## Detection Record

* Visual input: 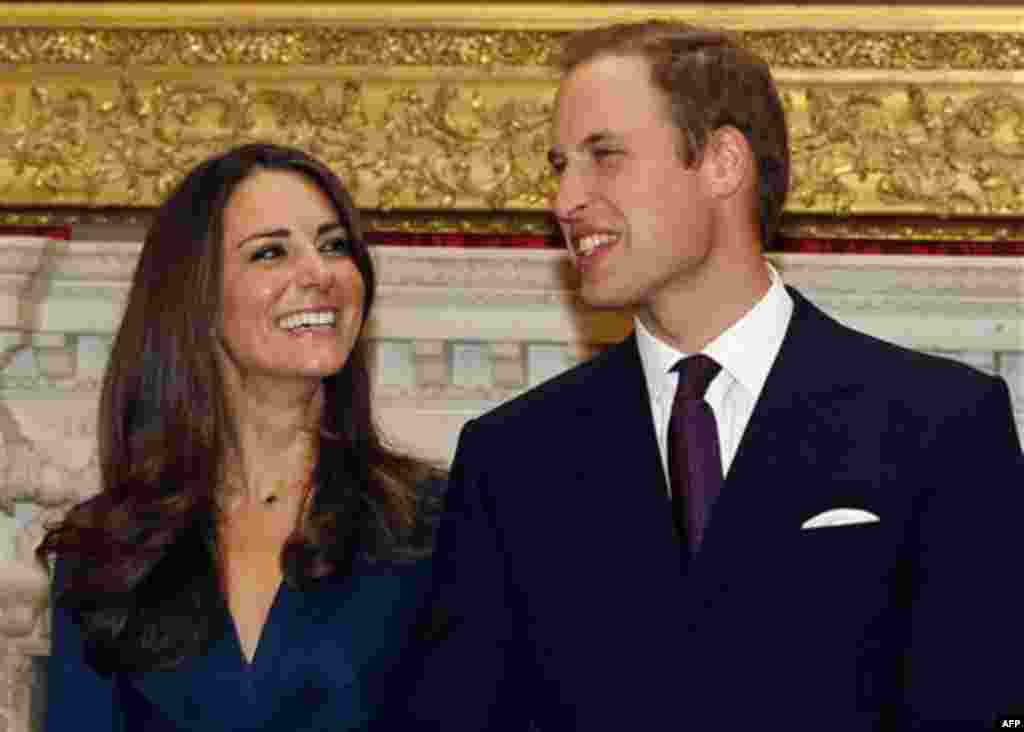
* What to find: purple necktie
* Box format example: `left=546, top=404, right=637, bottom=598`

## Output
left=668, top=354, right=723, bottom=557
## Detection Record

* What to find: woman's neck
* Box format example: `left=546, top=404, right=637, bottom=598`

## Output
left=224, top=383, right=323, bottom=508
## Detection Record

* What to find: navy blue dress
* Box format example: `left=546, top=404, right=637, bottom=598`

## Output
left=45, top=554, right=433, bottom=731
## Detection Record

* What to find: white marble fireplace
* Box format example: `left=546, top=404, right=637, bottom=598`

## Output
left=0, top=236, right=1021, bottom=731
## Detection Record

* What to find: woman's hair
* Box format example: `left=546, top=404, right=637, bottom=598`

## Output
left=37, top=143, right=440, bottom=673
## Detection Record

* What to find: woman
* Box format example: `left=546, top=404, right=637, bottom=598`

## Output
left=38, top=143, right=442, bottom=731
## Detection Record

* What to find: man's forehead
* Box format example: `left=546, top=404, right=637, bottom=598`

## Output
left=564, top=52, right=652, bottom=86
left=552, top=54, right=666, bottom=145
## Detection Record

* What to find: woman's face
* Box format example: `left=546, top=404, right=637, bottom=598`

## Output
left=217, top=169, right=366, bottom=391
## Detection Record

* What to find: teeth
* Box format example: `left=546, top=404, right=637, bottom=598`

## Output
left=278, top=310, right=336, bottom=330
left=575, top=233, right=616, bottom=256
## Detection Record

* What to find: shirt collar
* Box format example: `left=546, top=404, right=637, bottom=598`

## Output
left=635, top=262, right=794, bottom=405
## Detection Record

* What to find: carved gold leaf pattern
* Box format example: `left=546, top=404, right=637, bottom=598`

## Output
left=6, top=75, right=1024, bottom=215
left=0, top=77, right=555, bottom=210
left=4, top=28, right=1024, bottom=71
left=3, top=21, right=1024, bottom=219
left=745, top=31, right=1024, bottom=72
left=0, top=28, right=561, bottom=68
left=786, top=85, right=1024, bottom=216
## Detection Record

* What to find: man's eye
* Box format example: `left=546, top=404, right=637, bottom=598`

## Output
left=593, top=148, right=621, bottom=161
left=250, top=242, right=286, bottom=262
left=320, top=237, right=353, bottom=256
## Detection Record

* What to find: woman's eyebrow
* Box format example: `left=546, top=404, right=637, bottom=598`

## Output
left=317, top=222, right=349, bottom=237
left=236, top=228, right=289, bottom=249
left=236, top=223, right=348, bottom=249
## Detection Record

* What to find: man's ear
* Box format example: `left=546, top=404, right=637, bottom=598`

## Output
left=702, top=126, right=754, bottom=200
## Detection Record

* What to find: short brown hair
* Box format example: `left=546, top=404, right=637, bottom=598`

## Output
left=560, top=21, right=789, bottom=247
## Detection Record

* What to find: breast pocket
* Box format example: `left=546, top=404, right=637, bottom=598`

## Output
left=788, top=518, right=901, bottom=630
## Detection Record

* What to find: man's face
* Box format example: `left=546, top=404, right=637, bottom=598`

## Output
left=550, top=54, right=716, bottom=313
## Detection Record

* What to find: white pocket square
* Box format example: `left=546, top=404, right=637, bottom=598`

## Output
left=801, top=508, right=880, bottom=530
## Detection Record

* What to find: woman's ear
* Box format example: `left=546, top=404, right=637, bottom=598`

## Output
left=702, top=125, right=754, bottom=200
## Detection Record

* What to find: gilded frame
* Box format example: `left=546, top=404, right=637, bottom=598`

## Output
left=3, top=3, right=1024, bottom=240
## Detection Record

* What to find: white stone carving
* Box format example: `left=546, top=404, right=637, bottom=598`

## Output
left=491, top=343, right=527, bottom=390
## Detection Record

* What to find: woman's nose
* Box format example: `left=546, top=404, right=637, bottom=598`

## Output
left=297, top=250, right=334, bottom=290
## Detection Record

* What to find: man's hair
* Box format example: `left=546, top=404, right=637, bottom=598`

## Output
left=559, top=21, right=790, bottom=247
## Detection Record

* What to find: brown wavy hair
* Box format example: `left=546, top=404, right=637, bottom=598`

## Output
left=559, top=21, right=790, bottom=248
left=37, top=143, right=440, bottom=673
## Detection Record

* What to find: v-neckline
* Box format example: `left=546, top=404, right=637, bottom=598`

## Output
left=227, top=580, right=287, bottom=669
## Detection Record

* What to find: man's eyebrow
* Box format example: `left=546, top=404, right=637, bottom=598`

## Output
left=581, top=131, right=619, bottom=148
left=547, top=131, right=622, bottom=165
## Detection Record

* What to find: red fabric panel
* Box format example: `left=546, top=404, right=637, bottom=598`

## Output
left=0, top=225, right=72, bottom=240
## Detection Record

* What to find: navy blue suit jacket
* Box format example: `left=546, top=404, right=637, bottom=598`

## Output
left=404, top=288, right=1024, bottom=730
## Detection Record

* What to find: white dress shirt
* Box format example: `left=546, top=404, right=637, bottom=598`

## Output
left=635, top=264, right=794, bottom=487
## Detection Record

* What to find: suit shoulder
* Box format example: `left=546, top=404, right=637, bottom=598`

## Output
left=791, top=288, right=995, bottom=390
left=830, top=316, right=1002, bottom=401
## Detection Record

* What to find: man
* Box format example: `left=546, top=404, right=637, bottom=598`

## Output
left=405, top=21, right=1023, bottom=729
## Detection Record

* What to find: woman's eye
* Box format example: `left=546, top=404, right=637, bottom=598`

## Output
left=250, top=242, right=286, bottom=262
left=320, top=237, right=353, bottom=256
left=593, top=148, right=621, bottom=161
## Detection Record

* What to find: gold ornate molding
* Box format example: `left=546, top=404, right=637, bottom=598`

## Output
left=3, top=4, right=1024, bottom=222
left=0, top=28, right=562, bottom=68
left=5, top=26, right=1024, bottom=71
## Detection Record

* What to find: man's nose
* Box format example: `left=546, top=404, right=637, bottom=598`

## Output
left=552, top=168, right=588, bottom=222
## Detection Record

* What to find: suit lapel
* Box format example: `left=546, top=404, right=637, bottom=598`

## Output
left=694, top=289, right=878, bottom=578
left=571, top=336, right=687, bottom=578
left=566, top=294, right=880, bottom=592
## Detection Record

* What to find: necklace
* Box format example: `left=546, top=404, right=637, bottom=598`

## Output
left=224, top=434, right=318, bottom=510
left=259, top=469, right=315, bottom=508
